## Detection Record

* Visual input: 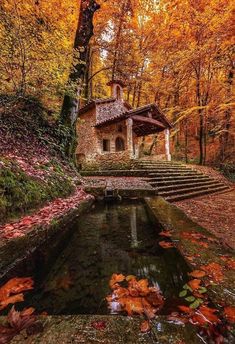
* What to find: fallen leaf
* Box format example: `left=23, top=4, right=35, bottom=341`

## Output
left=159, top=241, right=174, bottom=249
left=188, top=279, right=201, bottom=290
left=0, top=294, right=24, bottom=311
left=188, top=270, right=206, bottom=278
left=224, top=306, right=235, bottom=323
left=178, top=305, right=193, bottom=314
left=200, top=263, right=224, bottom=283
left=140, top=320, right=150, bottom=333
left=91, top=321, right=106, bottom=330
left=109, top=274, right=125, bottom=289
left=159, top=231, right=172, bottom=237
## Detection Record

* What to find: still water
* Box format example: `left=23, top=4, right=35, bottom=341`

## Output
left=25, top=201, right=190, bottom=315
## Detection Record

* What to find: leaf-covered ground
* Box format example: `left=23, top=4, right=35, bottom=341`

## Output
left=0, top=97, right=82, bottom=223
left=0, top=188, right=93, bottom=241
left=174, top=188, right=235, bottom=249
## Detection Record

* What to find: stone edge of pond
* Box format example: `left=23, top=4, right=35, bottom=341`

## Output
left=1, top=314, right=203, bottom=344
left=84, top=186, right=157, bottom=198
left=144, top=196, right=235, bottom=308
left=0, top=197, right=94, bottom=281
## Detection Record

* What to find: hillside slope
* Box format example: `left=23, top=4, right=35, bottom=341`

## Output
left=0, top=97, right=81, bottom=223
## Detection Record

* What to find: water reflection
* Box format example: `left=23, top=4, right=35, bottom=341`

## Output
left=24, top=201, right=189, bottom=315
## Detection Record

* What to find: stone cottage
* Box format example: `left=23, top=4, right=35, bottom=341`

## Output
left=76, top=80, right=172, bottom=169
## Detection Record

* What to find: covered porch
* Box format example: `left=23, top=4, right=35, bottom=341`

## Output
left=126, top=104, right=172, bottom=161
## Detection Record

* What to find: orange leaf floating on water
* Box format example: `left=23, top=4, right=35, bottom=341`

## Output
left=159, top=231, right=172, bottom=237
left=224, top=306, right=235, bottom=323
left=0, top=293, right=24, bottom=311
left=106, top=274, right=164, bottom=319
left=188, top=279, right=201, bottom=290
left=109, top=273, right=125, bottom=289
left=159, top=241, right=174, bottom=249
left=119, top=296, right=144, bottom=316
left=140, top=320, right=150, bottom=333
left=200, top=263, right=224, bottom=283
left=0, top=277, right=34, bottom=300
left=0, top=277, right=34, bottom=311
left=188, top=270, right=206, bottom=278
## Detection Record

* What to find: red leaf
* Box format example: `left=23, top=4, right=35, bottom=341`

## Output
left=140, top=320, right=150, bottom=333
left=91, top=321, right=106, bottom=330
left=224, top=306, right=235, bottom=323
left=178, top=305, right=193, bottom=314
left=159, top=241, right=174, bottom=249
left=159, top=231, right=172, bottom=237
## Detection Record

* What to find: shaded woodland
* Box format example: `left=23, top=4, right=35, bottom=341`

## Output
left=0, top=0, right=234, bottom=167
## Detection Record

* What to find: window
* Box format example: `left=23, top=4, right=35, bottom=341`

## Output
left=116, top=85, right=121, bottom=100
left=115, top=137, right=125, bottom=152
left=102, top=139, right=110, bottom=152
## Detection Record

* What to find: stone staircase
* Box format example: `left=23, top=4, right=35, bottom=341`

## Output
left=136, top=160, right=230, bottom=202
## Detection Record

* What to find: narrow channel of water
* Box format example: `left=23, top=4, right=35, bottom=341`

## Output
left=24, top=201, right=190, bottom=315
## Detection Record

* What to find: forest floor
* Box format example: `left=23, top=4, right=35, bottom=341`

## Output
left=174, top=188, right=235, bottom=249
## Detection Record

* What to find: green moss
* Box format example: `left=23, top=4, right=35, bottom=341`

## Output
left=0, top=160, right=75, bottom=222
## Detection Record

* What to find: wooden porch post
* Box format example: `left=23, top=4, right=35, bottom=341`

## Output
left=126, top=118, right=134, bottom=158
left=165, top=128, right=171, bottom=161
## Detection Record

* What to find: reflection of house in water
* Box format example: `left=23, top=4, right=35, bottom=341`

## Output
left=76, top=80, right=172, bottom=169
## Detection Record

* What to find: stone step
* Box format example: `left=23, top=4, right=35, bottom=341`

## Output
left=148, top=176, right=210, bottom=185
left=158, top=183, right=225, bottom=196
left=137, top=165, right=192, bottom=170
left=165, top=185, right=230, bottom=202
left=155, top=180, right=223, bottom=191
left=138, top=164, right=185, bottom=168
left=148, top=171, right=202, bottom=177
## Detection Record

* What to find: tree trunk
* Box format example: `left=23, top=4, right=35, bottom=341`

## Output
left=196, top=78, right=204, bottom=165
left=184, top=119, right=188, bottom=163
left=60, top=0, right=100, bottom=127
left=220, top=67, right=233, bottom=161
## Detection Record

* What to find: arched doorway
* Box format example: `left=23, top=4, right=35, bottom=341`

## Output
left=115, top=137, right=125, bottom=151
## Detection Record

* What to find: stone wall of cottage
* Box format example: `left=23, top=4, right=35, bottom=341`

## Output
left=76, top=111, right=133, bottom=170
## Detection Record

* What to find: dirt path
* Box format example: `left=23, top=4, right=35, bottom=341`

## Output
left=174, top=188, right=235, bottom=249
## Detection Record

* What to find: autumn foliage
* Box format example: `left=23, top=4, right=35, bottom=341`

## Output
left=0, top=277, right=42, bottom=343
left=106, top=274, right=164, bottom=332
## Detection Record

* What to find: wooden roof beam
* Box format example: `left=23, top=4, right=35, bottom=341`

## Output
left=131, top=115, right=166, bottom=130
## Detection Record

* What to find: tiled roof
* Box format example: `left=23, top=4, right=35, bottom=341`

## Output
left=95, top=103, right=173, bottom=129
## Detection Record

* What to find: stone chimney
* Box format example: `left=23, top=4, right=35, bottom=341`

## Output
left=107, top=80, right=126, bottom=101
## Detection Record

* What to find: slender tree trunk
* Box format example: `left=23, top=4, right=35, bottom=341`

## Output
left=196, top=77, right=204, bottom=165
left=111, top=1, right=127, bottom=79
left=184, top=119, right=188, bottom=163
left=84, top=45, right=91, bottom=103
left=220, top=67, right=233, bottom=160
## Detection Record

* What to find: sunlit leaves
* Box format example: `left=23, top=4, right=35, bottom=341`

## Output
left=106, top=273, right=164, bottom=332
